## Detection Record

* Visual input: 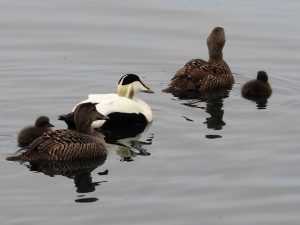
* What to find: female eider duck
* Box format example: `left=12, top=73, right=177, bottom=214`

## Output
left=7, top=103, right=109, bottom=161
left=241, top=71, right=272, bottom=99
left=164, top=27, right=234, bottom=95
left=17, top=116, right=54, bottom=147
left=59, top=74, right=154, bottom=130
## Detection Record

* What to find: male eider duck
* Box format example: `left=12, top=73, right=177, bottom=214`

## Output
left=17, top=116, right=54, bottom=147
left=241, top=71, right=272, bottom=99
left=59, top=74, right=154, bottom=130
left=7, top=103, right=109, bottom=161
left=164, top=27, right=234, bottom=95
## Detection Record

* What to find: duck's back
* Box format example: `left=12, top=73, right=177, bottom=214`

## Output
left=17, top=126, right=49, bottom=147
left=165, top=58, right=233, bottom=94
left=8, top=130, right=107, bottom=161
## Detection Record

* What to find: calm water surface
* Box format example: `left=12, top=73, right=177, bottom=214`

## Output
left=1, top=0, right=300, bottom=224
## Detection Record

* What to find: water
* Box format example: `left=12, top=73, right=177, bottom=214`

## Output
left=1, top=0, right=300, bottom=224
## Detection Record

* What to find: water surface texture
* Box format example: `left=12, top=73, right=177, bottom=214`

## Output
left=1, top=0, right=300, bottom=225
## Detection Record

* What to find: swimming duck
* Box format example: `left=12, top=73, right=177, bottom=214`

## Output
left=241, top=71, right=272, bottom=99
left=7, top=103, right=109, bottom=161
left=17, top=116, right=54, bottom=147
left=59, top=74, right=154, bottom=130
left=164, top=27, right=234, bottom=96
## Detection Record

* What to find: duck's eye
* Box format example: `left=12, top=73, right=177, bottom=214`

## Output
left=91, top=108, right=96, bottom=112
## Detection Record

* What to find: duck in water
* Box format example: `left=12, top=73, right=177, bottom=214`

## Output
left=17, top=116, right=54, bottom=147
left=7, top=103, right=109, bottom=161
left=164, top=27, right=234, bottom=97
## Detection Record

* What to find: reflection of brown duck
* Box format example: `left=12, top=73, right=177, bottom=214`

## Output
left=164, top=27, right=234, bottom=96
left=7, top=103, right=109, bottom=161
left=17, top=116, right=54, bottom=147
left=28, top=157, right=107, bottom=194
left=241, top=71, right=272, bottom=99
left=182, top=87, right=230, bottom=131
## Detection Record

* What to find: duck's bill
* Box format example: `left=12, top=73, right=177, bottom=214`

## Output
left=49, top=123, right=55, bottom=127
left=142, top=88, right=154, bottom=93
left=102, top=115, right=110, bottom=120
left=140, top=81, right=154, bottom=94
left=97, top=115, right=110, bottom=121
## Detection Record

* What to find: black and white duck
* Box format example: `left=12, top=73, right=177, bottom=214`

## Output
left=59, top=74, right=154, bottom=131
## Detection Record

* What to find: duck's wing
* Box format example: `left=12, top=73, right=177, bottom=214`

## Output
left=172, top=59, right=207, bottom=80
left=72, top=94, right=118, bottom=112
left=27, top=130, right=106, bottom=160
left=95, top=97, right=141, bottom=115
left=188, top=62, right=233, bottom=90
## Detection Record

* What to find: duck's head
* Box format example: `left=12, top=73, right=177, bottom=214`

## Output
left=35, top=116, right=54, bottom=128
left=207, top=27, right=226, bottom=61
left=257, top=71, right=269, bottom=83
left=117, top=74, right=154, bottom=99
left=74, top=102, right=109, bottom=133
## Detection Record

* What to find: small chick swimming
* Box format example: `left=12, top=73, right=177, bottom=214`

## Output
left=17, top=116, right=54, bottom=147
left=164, top=27, right=234, bottom=96
left=7, top=103, right=109, bottom=161
left=241, top=71, right=272, bottom=99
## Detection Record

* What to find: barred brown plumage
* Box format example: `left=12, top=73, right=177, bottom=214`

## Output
left=7, top=103, right=109, bottom=161
left=164, top=27, right=234, bottom=97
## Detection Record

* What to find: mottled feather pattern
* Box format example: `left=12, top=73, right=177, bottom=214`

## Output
left=164, top=27, right=234, bottom=96
left=167, top=59, right=233, bottom=94
left=20, top=130, right=107, bottom=161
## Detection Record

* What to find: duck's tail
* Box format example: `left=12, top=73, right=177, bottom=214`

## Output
left=58, top=112, right=76, bottom=130
left=6, top=154, right=25, bottom=161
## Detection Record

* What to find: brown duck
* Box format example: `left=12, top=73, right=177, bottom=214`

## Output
left=17, top=116, right=54, bottom=147
left=7, top=103, right=109, bottom=161
left=241, top=71, right=272, bottom=99
left=164, top=27, right=234, bottom=95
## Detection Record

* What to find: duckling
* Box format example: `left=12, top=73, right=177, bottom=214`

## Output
left=59, top=74, right=154, bottom=130
left=17, top=116, right=54, bottom=147
left=7, top=103, right=109, bottom=161
left=241, top=71, right=272, bottom=99
left=164, top=27, right=234, bottom=95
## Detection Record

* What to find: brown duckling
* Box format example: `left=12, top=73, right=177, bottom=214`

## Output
left=7, top=103, right=109, bottom=161
left=241, top=71, right=272, bottom=99
left=164, top=27, right=234, bottom=95
left=17, top=116, right=54, bottom=147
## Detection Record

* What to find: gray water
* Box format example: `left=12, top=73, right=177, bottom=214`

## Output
left=1, top=0, right=300, bottom=224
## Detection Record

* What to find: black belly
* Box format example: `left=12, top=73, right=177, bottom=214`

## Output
left=100, top=112, right=148, bottom=142
left=102, top=112, right=147, bottom=129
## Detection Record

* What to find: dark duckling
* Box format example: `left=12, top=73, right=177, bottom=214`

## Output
left=241, top=71, right=272, bottom=99
left=17, top=116, right=54, bottom=147
left=7, top=103, right=109, bottom=161
left=164, top=27, right=234, bottom=95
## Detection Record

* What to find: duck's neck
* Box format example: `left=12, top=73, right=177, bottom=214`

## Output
left=76, top=121, right=95, bottom=135
left=208, top=48, right=223, bottom=63
left=117, top=84, right=135, bottom=99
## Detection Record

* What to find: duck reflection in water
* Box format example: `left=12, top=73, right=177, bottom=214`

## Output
left=107, top=132, right=154, bottom=162
left=25, top=157, right=108, bottom=203
left=171, top=86, right=232, bottom=137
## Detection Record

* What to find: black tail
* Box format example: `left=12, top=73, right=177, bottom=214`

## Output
left=58, top=112, right=76, bottom=129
